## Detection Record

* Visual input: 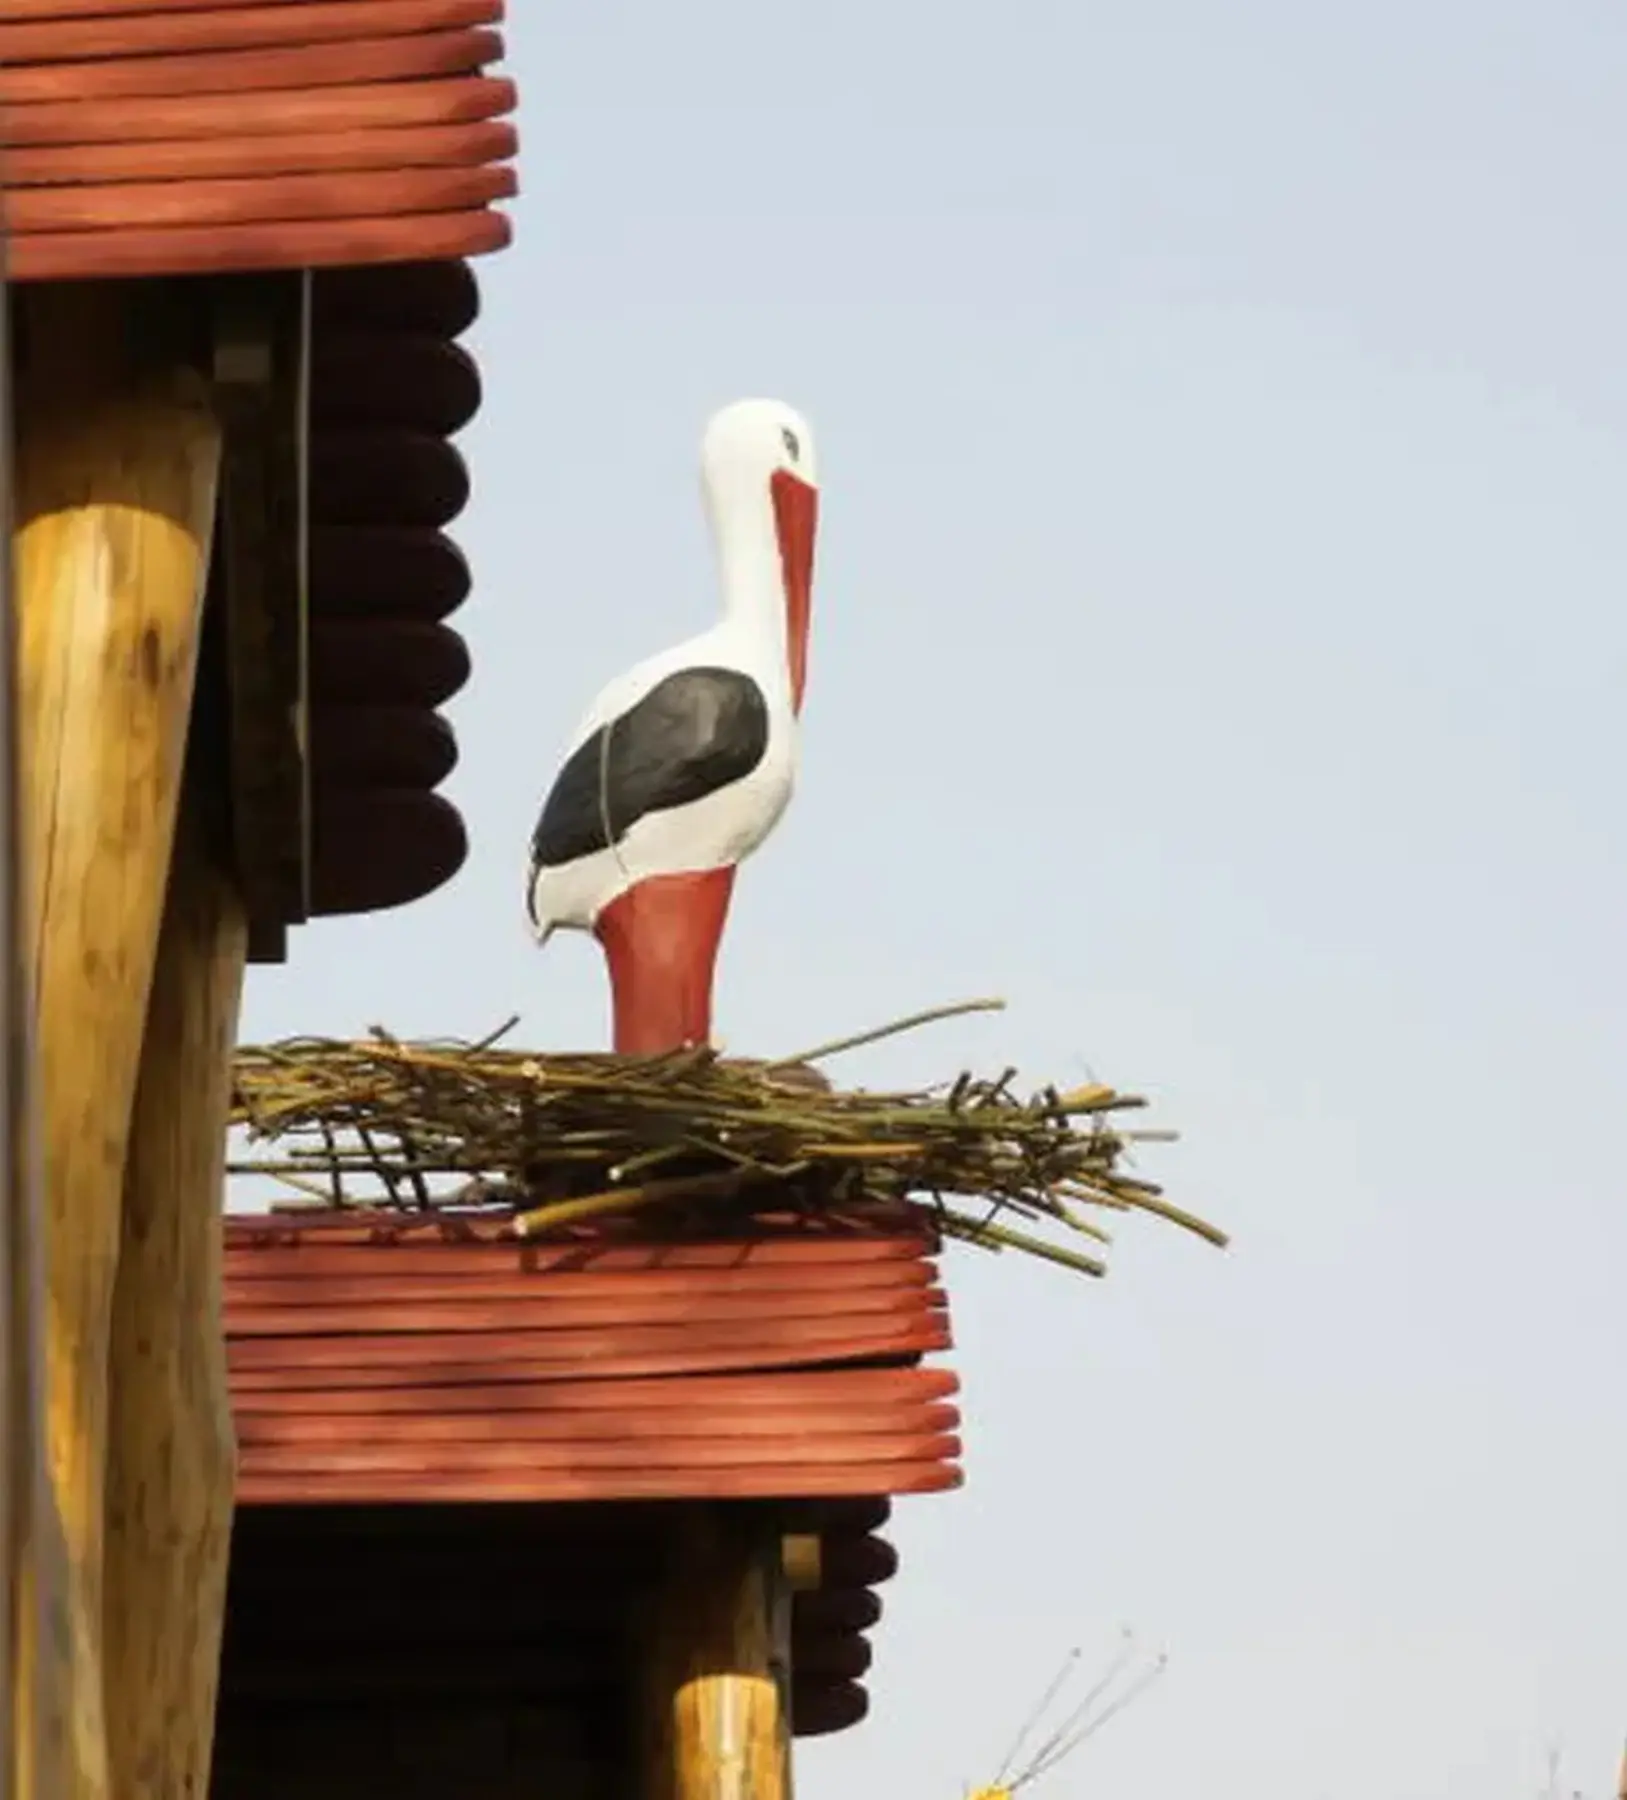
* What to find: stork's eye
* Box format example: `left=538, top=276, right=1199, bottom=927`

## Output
left=781, top=427, right=801, bottom=462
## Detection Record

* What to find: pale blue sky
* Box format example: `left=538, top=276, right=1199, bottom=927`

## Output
left=240, top=4, right=1627, bottom=1795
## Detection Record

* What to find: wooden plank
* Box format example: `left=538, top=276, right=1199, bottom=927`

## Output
left=225, top=1283, right=949, bottom=1336
left=226, top=1318, right=952, bottom=1390
left=234, top=1403, right=961, bottom=1446
left=7, top=207, right=511, bottom=283
left=228, top=1365, right=958, bottom=1416
left=13, top=281, right=222, bottom=1800
left=8, top=166, right=515, bottom=235
left=3, top=121, right=518, bottom=189
left=0, top=0, right=502, bottom=61
left=0, top=28, right=503, bottom=104
left=234, top=1460, right=963, bottom=1503
left=221, top=1255, right=934, bottom=1306
left=236, top=1431, right=962, bottom=1477
left=104, top=781, right=248, bottom=1800
left=225, top=1300, right=949, bottom=1368
left=223, top=1235, right=934, bottom=1272
left=0, top=76, right=517, bottom=147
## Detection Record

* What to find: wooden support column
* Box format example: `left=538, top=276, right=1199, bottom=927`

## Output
left=3, top=257, right=76, bottom=1800
left=640, top=1505, right=794, bottom=1800
left=11, top=285, right=221, bottom=1800
left=104, top=771, right=246, bottom=1800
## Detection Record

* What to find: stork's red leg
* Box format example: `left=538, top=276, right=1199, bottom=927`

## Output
left=592, top=867, right=738, bottom=1054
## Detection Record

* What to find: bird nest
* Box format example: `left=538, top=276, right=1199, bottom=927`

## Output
left=227, top=1004, right=1226, bottom=1278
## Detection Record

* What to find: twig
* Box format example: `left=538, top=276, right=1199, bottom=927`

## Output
left=770, top=997, right=1008, bottom=1068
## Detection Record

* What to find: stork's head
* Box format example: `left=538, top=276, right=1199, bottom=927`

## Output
left=701, top=398, right=819, bottom=714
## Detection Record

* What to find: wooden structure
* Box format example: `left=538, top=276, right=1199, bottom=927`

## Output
left=1, top=9, right=967, bottom=1800
left=211, top=1209, right=960, bottom=1797
left=1, top=6, right=512, bottom=1796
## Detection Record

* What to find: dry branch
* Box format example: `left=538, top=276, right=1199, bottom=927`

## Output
left=227, top=1012, right=1227, bottom=1279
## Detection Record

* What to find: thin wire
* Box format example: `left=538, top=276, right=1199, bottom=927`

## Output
left=993, top=1648, right=1079, bottom=1786
left=1011, top=1629, right=1137, bottom=1787
left=1017, top=1654, right=1168, bottom=1790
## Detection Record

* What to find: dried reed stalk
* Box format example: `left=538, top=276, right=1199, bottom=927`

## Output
left=226, top=1006, right=1226, bottom=1279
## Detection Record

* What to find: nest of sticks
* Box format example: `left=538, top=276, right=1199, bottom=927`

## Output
left=227, top=1002, right=1226, bottom=1278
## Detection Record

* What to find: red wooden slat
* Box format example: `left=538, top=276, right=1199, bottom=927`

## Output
left=236, top=1401, right=961, bottom=1447
left=227, top=1317, right=951, bottom=1390
left=228, top=1284, right=949, bottom=1337
left=231, top=1365, right=958, bottom=1416
left=223, top=1233, right=932, bottom=1272
left=6, top=0, right=401, bottom=18
left=0, top=27, right=504, bottom=103
left=7, top=207, right=510, bottom=281
left=4, top=121, right=517, bottom=188
left=223, top=1257, right=933, bottom=1306
left=226, top=1296, right=948, bottom=1369
left=0, top=0, right=503, bottom=61
left=8, top=164, right=514, bottom=235
left=235, top=1430, right=962, bottom=1476
left=0, top=76, right=517, bottom=147
left=235, top=1458, right=963, bottom=1503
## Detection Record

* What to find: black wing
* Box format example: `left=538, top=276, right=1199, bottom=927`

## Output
left=528, top=665, right=770, bottom=878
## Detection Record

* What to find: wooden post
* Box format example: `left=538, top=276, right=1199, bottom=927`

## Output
left=11, top=285, right=221, bottom=1800
left=3, top=238, right=76, bottom=1800
left=104, top=774, right=246, bottom=1800
left=640, top=1505, right=794, bottom=1800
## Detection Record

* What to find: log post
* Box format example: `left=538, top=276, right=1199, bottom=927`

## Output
left=3, top=255, right=76, bottom=1800
left=640, top=1504, right=794, bottom=1800
left=104, top=772, right=246, bottom=1800
left=11, top=284, right=221, bottom=1800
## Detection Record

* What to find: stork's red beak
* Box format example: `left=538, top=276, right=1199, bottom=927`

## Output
left=770, top=470, right=817, bottom=715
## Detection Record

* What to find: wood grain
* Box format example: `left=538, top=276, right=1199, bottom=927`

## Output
left=8, top=165, right=515, bottom=235
left=104, top=788, right=247, bottom=1800
left=0, top=0, right=502, bottom=62
left=235, top=1402, right=962, bottom=1446
left=640, top=1507, right=792, bottom=1800
left=0, top=27, right=502, bottom=104
left=0, top=77, right=517, bottom=147
left=1, top=254, right=74, bottom=1800
left=12, top=287, right=222, bottom=1800
left=222, top=1259, right=935, bottom=1306
left=230, top=1460, right=962, bottom=1504
left=8, top=208, right=511, bottom=281
left=4, top=121, right=518, bottom=188
left=228, top=1366, right=958, bottom=1416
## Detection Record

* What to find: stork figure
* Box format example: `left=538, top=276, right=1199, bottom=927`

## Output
left=526, top=398, right=819, bottom=1054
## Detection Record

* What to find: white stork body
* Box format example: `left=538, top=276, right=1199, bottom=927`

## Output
left=525, top=399, right=819, bottom=1052
left=525, top=618, right=797, bottom=939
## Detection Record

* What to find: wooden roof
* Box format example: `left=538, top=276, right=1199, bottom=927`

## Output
left=0, top=0, right=515, bottom=282
left=0, top=1, right=518, bottom=935
left=223, top=1211, right=963, bottom=1503
left=216, top=1212, right=961, bottom=1764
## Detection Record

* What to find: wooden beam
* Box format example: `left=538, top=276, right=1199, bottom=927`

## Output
left=211, top=271, right=311, bottom=963
left=2, top=244, right=75, bottom=1800
left=11, top=283, right=221, bottom=1800
left=104, top=772, right=246, bottom=1800
left=639, top=1504, right=794, bottom=1800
